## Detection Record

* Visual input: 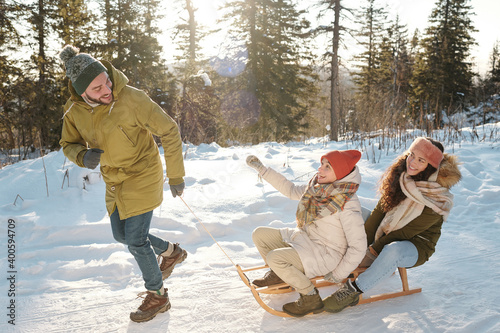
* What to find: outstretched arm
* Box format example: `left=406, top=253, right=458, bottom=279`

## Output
left=246, top=155, right=307, bottom=200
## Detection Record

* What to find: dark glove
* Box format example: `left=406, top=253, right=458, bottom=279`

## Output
left=83, top=148, right=104, bottom=169
left=170, top=182, right=185, bottom=198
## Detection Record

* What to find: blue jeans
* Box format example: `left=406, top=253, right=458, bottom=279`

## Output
left=355, top=241, right=418, bottom=292
left=110, top=209, right=170, bottom=291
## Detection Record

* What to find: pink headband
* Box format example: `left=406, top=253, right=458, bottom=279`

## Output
left=408, top=137, right=443, bottom=168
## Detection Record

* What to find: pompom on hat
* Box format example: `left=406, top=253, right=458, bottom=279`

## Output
left=59, top=45, right=107, bottom=95
left=408, top=137, right=444, bottom=168
left=321, top=150, right=362, bottom=180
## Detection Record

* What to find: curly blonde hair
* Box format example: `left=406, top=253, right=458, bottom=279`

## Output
left=379, top=138, right=443, bottom=212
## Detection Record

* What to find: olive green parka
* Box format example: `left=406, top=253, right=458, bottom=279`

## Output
left=59, top=61, right=185, bottom=219
left=365, top=154, right=461, bottom=267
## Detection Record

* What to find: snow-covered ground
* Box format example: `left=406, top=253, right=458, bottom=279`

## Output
left=1, top=124, right=499, bottom=333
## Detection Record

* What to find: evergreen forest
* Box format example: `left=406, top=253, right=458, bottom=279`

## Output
left=1, top=0, right=499, bottom=164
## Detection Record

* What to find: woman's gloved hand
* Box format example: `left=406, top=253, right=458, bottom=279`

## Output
left=246, top=155, right=266, bottom=174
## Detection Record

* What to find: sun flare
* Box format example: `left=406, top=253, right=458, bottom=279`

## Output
left=190, top=0, right=221, bottom=26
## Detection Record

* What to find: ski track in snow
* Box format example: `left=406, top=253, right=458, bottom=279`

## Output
left=1, top=125, right=500, bottom=332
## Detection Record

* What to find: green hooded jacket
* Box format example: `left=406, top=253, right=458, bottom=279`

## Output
left=364, top=154, right=461, bottom=267
left=59, top=61, right=185, bottom=219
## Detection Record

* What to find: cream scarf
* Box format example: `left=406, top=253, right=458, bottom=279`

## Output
left=374, top=171, right=454, bottom=241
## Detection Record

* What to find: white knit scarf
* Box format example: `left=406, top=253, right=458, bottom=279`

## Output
left=374, top=171, right=454, bottom=241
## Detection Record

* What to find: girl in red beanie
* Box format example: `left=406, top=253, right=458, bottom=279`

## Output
left=246, top=149, right=366, bottom=317
left=323, top=137, right=462, bottom=313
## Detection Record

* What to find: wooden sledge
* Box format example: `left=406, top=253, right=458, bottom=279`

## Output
left=236, top=264, right=422, bottom=317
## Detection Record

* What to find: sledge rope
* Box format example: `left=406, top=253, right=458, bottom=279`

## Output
left=179, top=196, right=237, bottom=267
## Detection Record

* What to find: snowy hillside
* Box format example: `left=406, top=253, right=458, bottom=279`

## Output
left=1, top=124, right=499, bottom=333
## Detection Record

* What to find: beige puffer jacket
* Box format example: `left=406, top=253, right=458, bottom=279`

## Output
left=59, top=61, right=185, bottom=219
left=260, top=166, right=366, bottom=280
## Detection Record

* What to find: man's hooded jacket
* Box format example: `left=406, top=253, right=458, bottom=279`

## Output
left=60, top=61, right=185, bottom=219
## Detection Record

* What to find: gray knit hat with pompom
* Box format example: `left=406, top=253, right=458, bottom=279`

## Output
left=59, top=45, right=107, bottom=95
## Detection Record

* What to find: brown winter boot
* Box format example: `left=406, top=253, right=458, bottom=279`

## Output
left=158, top=243, right=188, bottom=280
left=130, top=289, right=171, bottom=323
left=252, top=270, right=284, bottom=287
left=282, top=288, right=324, bottom=317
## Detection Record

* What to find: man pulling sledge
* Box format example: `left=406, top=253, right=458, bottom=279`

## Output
left=58, top=45, right=187, bottom=323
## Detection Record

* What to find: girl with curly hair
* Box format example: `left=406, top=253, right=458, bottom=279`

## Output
left=323, top=137, right=462, bottom=313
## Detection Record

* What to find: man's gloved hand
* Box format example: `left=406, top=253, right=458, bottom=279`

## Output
left=83, top=148, right=104, bottom=169
left=324, top=271, right=342, bottom=284
left=170, top=182, right=185, bottom=198
left=246, top=155, right=265, bottom=174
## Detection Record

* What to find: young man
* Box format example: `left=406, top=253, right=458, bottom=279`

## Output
left=59, top=45, right=187, bottom=323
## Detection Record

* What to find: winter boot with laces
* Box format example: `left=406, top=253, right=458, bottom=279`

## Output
left=252, top=270, right=284, bottom=287
left=130, top=288, right=171, bottom=323
left=322, top=279, right=361, bottom=313
left=158, top=243, right=187, bottom=280
left=282, top=287, right=324, bottom=317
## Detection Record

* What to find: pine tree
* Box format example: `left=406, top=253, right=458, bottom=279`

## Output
left=489, top=41, right=500, bottom=87
left=96, top=0, right=168, bottom=92
left=313, top=0, right=352, bottom=141
left=377, top=17, right=413, bottom=128
left=220, top=0, right=317, bottom=143
left=0, top=0, right=24, bottom=153
left=390, top=18, right=413, bottom=109
left=95, top=0, right=175, bottom=116
left=54, top=0, right=95, bottom=47
left=52, top=0, right=97, bottom=111
left=410, top=0, right=476, bottom=127
left=171, top=0, right=220, bottom=144
left=25, top=0, right=66, bottom=149
left=172, top=0, right=205, bottom=78
left=476, top=41, right=500, bottom=106
left=352, top=0, right=388, bottom=131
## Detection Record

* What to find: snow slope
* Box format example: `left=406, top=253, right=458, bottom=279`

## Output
left=1, top=125, right=499, bottom=333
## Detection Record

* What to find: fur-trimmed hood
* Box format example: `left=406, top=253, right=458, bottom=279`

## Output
left=436, top=153, right=461, bottom=189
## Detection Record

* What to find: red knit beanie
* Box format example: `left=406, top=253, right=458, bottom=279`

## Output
left=408, top=137, right=443, bottom=168
left=321, top=150, right=362, bottom=180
